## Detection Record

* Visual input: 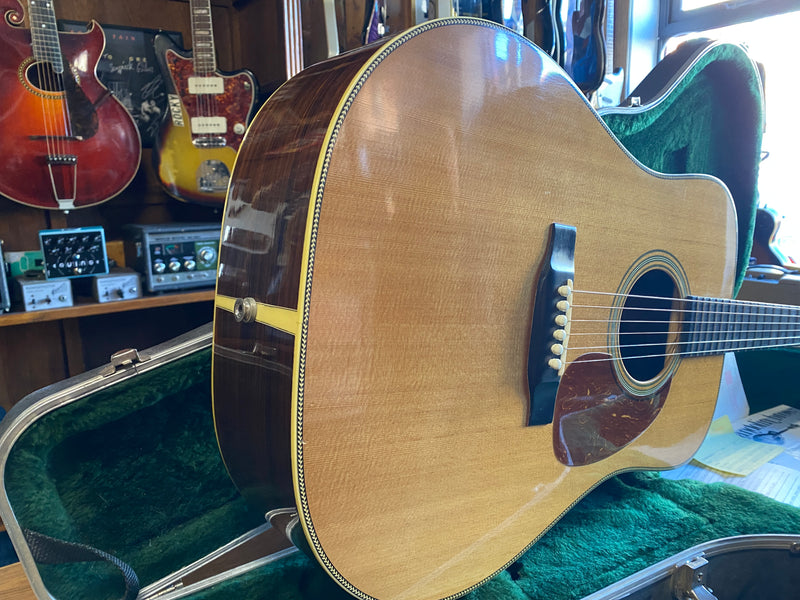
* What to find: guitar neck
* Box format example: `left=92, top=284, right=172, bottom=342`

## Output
left=605, top=0, right=614, bottom=75
left=28, top=0, right=64, bottom=73
left=683, top=296, right=800, bottom=356
left=189, top=0, right=217, bottom=74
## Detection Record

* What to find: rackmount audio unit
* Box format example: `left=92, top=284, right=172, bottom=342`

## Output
left=124, top=223, right=220, bottom=293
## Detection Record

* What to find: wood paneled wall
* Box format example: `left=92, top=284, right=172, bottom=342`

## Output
left=0, top=0, right=288, bottom=410
left=0, top=0, right=408, bottom=411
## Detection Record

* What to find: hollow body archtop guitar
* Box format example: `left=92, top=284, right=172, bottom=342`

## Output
left=0, top=0, right=141, bottom=210
left=212, top=18, right=795, bottom=600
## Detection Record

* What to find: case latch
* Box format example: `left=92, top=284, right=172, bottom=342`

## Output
left=101, top=348, right=152, bottom=376
left=672, top=555, right=718, bottom=600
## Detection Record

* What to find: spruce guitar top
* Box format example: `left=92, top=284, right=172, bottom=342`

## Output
left=212, top=18, right=796, bottom=600
left=153, top=0, right=257, bottom=206
left=0, top=0, right=141, bottom=210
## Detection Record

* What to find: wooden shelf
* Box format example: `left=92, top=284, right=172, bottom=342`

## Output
left=0, top=290, right=215, bottom=327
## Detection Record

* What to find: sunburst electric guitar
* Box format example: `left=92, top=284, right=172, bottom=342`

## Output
left=0, top=0, right=141, bottom=210
left=153, top=0, right=257, bottom=205
left=211, top=18, right=797, bottom=600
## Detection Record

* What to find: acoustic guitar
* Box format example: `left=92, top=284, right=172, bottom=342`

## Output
left=212, top=18, right=798, bottom=600
left=0, top=0, right=141, bottom=210
left=153, top=0, right=257, bottom=206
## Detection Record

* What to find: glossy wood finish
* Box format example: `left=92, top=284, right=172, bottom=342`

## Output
left=213, top=18, right=742, bottom=600
left=213, top=42, right=380, bottom=509
left=153, top=25, right=257, bottom=205
left=0, top=563, right=36, bottom=600
left=0, top=0, right=294, bottom=413
left=0, top=0, right=141, bottom=209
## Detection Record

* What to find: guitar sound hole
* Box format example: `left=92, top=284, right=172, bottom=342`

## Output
left=619, top=269, right=679, bottom=383
left=25, top=61, right=65, bottom=93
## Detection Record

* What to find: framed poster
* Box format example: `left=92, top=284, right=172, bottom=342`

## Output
left=59, top=21, right=183, bottom=147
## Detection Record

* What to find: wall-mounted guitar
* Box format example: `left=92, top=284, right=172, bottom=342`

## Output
left=591, top=0, right=624, bottom=107
left=559, top=0, right=606, bottom=96
left=0, top=0, right=141, bottom=211
left=153, top=0, right=258, bottom=206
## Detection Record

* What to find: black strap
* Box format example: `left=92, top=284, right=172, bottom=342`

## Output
left=22, top=529, right=140, bottom=600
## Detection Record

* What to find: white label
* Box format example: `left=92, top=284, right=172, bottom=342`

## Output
left=188, top=76, right=224, bottom=94
left=190, top=116, right=227, bottom=135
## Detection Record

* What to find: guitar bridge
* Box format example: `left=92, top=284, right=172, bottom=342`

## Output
left=46, top=154, right=78, bottom=166
left=30, top=136, right=84, bottom=142
left=193, top=136, right=227, bottom=148
left=526, top=223, right=576, bottom=426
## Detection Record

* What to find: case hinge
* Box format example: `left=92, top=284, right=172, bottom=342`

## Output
left=672, top=555, right=718, bottom=600
left=101, top=348, right=152, bottom=377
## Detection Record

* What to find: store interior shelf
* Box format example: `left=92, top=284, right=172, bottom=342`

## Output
left=0, top=289, right=215, bottom=327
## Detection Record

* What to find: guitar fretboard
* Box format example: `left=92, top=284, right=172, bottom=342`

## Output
left=682, top=295, right=800, bottom=355
left=28, top=0, right=64, bottom=74
left=190, top=0, right=217, bottom=75
left=605, top=0, right=615, bottom=75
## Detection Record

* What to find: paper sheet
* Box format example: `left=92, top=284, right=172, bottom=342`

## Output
left=664, top=404, right=800, bottom=507
left=691, top=415, right=784, bottom=476
left=661, top=460, right=800, bottom=507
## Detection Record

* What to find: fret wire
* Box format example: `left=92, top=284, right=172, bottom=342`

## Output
left=29, top=0, right=64, bottom=73
left=190, top=0, right=217, bottom=73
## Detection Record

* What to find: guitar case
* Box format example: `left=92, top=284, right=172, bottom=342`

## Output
left=0, top=34, right=796, bottom=600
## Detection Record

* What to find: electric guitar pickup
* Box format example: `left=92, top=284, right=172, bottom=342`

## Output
left=153, top=0, right=258, bottom=206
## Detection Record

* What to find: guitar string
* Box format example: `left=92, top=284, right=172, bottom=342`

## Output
left=561, top=341, right=799, bottom=367
left=31, top=1, right=56, bottom=163
left=549, top=289, right=800, bottom=361
left=571, top=288, right=800, bottom=312
left=566, top=332, right=800, bottom=353
left=568, top=325, right=800, bottom=335
left=559, top=326, right=800, bottom=355
left=38, top=1, right=69, bottom=169
left=193, top=0, right=215, bottom=137
left=202, top=1, right=219, bottom=125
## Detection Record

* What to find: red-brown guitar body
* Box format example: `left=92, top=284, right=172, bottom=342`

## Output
left=0, top=1, right=141, bottom=210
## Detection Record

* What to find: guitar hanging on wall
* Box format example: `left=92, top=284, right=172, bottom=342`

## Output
left=591, top=0, right=624, bottom=107
left=153, top=0, right=258, bottom=206
left=559, top=0, right=607, bottom=96
left=0, top=0, right=141, bottom=211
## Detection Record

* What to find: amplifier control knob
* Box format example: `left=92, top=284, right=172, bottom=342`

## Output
left=168, top=258, right=181, bottom=272
left=198, top=247, right=217, bottom=265
left=184, top=259, right=197, bottom=271
left=153, top=260, right=166, bottom=274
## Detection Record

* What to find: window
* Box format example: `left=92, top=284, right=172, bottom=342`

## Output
left=660, top=1, right=800, bottom=262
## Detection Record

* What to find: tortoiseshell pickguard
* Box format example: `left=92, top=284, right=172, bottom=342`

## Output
left=165, top=50, right=255, bottom=151
left=553, top=353, right=671, bottom=466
